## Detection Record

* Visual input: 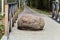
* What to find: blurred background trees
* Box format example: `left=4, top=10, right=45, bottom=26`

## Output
left=27, top=0, right=60, bottom=11
left=0, top=0, right=1, bottom=12
left=0, top=0, right=60, bottom=13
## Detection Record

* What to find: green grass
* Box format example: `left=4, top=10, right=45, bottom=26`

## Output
left=0, top=12, right=4, bottom=20
left=0, top=33, right=2, bottom=40
left=0, top=24, right=4, bottom=40
left=32, top=8, right=51, bottom=15
left=0, top=24, right=4, bottom=30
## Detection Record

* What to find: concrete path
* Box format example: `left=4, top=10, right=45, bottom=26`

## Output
left=8, top=6, right=60, bottom=40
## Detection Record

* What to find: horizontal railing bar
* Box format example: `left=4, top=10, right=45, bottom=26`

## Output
left=8, top=2, right=17, bottom=5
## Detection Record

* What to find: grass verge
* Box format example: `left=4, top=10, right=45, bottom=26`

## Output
left=31, top=8, right=51, bottom=15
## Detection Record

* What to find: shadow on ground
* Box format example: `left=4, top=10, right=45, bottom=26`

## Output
left=17, top=27, right=44, bottom=31
left=49, top=17, right=60, bottom=24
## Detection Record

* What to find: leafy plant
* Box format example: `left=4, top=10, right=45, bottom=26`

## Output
left=0, top=24, right=4, bottom=39
left=0, top=14, right=4, bottom=20
left=0, top=24, right=4, bottom=31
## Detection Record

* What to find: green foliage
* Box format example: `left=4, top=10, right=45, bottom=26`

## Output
left=32, top=8, right=51, bottom=15
left=0, top=33, right=2, bottom=39
left=0, top=24, right=4, bottom=31
left=27, top=0, right=49, bottom=10
left=0, top=13, right=4, bottom=20
left=0, top=24, right=4, bottom=39
left=19, top=0, right=24, bottom=12
left=0, top=0, right=1, bottom=12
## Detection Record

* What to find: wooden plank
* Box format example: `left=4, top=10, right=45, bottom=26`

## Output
left=5, top=4, right=8, bottom=36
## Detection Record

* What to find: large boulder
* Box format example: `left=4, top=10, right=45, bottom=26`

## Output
left=18, top=14, right=45, bottom=30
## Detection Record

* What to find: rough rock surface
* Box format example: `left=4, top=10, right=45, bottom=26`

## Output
left=18, top=14, right=45, bottom=30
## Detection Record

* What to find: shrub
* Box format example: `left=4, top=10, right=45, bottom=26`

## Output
left=0, top=14, right=4, bottom=20
left=0, top=24, right=4, bottom=31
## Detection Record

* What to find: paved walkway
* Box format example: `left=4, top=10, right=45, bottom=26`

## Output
left=8, top=6, right=60, bottom=40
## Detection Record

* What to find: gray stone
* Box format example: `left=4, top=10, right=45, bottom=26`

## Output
left=18, top=14, right=45, bottom=30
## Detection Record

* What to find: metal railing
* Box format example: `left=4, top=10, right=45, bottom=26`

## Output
left=1, top=2, right=19, bottom=40
left=8, top=2, right=18, bottom=33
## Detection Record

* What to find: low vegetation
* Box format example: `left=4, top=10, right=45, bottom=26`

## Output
left=19, top=4, right=24, bottom=12
left=0, top=24, right=4, bottom=40
left=32, top=8, right=51, bottom=15
left=0, top=13, right=4, bottom=20
left=19, top=0, right=24, bottom=13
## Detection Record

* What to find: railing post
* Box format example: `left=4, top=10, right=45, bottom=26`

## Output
left=5, top=4, right=9, bottom=39
left=1, top=0, right=4, bottom=16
